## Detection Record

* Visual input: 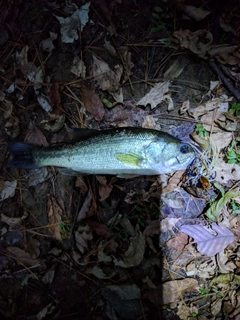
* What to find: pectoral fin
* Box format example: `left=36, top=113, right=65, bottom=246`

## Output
left=114, top=153, right=141, bottom=167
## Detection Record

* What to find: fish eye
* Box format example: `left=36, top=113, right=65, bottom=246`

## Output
left=180, top=144, right=191, bottom=154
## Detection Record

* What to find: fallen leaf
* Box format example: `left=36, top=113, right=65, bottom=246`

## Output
left=77, top=189, right=93, bottom=221
left=55, top=2, right=90, bottom=43
left=217, top=251, right=236, bottom=274
left=71, top=56, right=86, bottom=78
left=113, top=225, right=145, bottom=267
left=87, top=221, right=114, bottom=238
left=162, top=278, right=198, bottom=305
left=0, top=180, right=17, bottom=201
left=1, top=212, right=27, bottom=227
left=24, top=121, right=49, bottom=146
left=166, top=233, right=188, bottom=252
left=137, top=81, right=170, bottom=109
left=180, top=100, right=190, bottom=114
left=48, top=195, right=62, bottom=240
left=75, top=224, right=93, bottom=254
left=180, top=223, right=235, bottom=256
left=80, top=86, right=105, bottom=121
left=5, top=118, right=20, bottom=138
left=7, top=247, right=40, bottom=266
left=211, top=273, right=240, bottom=285
left=215, top=159, right=240, bottom=184
left=205, top=189, right=239, bottom=221
left=181, top=5, right=211, bottom=21
left=26, top=238, right=40, bottom=259
left=162, top=170, right=185, bottom=193
left=160, top=218, right=180, bottom=232
left=40, top=31, right=57, bottom=52
left=98, top=184, right=113, bottom=201
left=92, top=55, right=123, bottom=93
left=143, top=220, right=159, bottom=237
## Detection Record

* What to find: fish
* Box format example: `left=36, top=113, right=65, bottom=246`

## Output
left=8, top=127, right=196, bottom=176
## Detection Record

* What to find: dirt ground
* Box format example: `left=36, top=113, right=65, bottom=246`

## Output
left=0, top=0, right=240, bottom=319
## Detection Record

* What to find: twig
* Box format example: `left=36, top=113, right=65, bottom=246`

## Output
left=209, top=60, right=240, bottom=101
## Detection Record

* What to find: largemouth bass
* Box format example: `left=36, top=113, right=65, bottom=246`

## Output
left=8, top=127, right=196, bottom=176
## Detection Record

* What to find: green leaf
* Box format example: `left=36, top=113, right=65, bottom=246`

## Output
left=227, top=159, right=236, bottom=164
left=205, top=189, right=239, bottom=221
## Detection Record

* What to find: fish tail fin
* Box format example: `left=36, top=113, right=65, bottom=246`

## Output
left=8, top=143, right=40, bottom=169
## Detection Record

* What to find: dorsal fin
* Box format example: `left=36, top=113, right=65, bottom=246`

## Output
left=65, top=126, right=99, bottom=143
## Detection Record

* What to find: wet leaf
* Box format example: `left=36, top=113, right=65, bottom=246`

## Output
left=180, top=223, right=235, bottom=256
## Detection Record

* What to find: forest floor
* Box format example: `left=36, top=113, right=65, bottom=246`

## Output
left=0, top=0, right=240, bottom=319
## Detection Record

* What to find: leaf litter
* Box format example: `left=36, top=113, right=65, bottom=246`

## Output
left=0, top=0, right=240, bottom=319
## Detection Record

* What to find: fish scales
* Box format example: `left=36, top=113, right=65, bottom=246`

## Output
left=8, top=127, right=196, bottom=175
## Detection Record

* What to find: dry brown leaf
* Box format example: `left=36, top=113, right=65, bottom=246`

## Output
left=48, top=195, right=62, bottom=240
left=0, top=180, right=17, bottom=201
left=26, top=238, right=40, bottom=259
left=7, top=246, right=40, bottom=266
left=137, top=81, right=170, bottom=109
left=217, top=252, right=236, bottom=274
left=160, top=218, right=180, bottom=232
left=162, top=278, right=198, bottom=305
left=166, top=233, right=188, bottom=252
left=87, top=221, right=114, bottom=238
left=77, top=189, right=93, bottom=222
left=215, top=158, right=240, bottom=183
left=71, top=56, right=86, bottom=78
left=92, top=55, right=122, bottom=92
left=119, top=46, right=134, bottom=81
left=1, top=212, right=27, bottom=227
left=99, top=184, right=113, bottom=201
left=189, top=30, right=213, bottom=54
left=113, top=225, right=145, bottom=268
left=180, top=100, right=190, bottom=114
left=142, top=276, right=158, bottom=289
left=47, top=83, right=61, bottom=117
left=176, top=303, right=191, bottom=320
left=142, top=115, right=157, bottom=129
left=143, top=220, right=159, bottom=237
left=75, top=224, right=93, bottom=254
left=24, top=121, right=49, bottom=146
left=181, top=5, right=211, bottom=21
left=162, top=170, right=185, bottom=193
left=80, top=86, right=105, bottom=121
